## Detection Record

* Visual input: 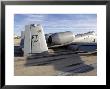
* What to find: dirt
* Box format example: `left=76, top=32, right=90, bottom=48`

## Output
left=14, top=38, right=97, bottom=76
left=14, top=55, right=97, bottom=76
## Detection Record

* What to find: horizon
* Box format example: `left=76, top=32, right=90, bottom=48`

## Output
left=14, top=14, right=97, bottom=36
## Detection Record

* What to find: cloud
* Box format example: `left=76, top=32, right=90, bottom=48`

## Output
left=14, top=14, right=97, bottom=36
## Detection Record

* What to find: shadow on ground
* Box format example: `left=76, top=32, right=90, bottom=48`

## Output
left=24, top=48, right=95, bottom=75
left=14, top=46, right=96, bottom=75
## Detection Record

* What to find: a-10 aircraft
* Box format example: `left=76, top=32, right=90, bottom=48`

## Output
left=19, top=24, right=97, bottom=56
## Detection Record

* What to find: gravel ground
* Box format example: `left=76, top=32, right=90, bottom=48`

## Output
left=14, top=38, right=97, bottom=76
left=14, top=55, right=97, bottom=76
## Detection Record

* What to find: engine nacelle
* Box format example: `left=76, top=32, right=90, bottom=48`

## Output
left=48, top=31, right=75, bottom=45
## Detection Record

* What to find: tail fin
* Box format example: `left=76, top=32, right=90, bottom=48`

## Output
left=24, top=24, right=48, bottom=56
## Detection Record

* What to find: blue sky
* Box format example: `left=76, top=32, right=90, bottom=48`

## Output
left=14, top=14, right=97, bottom=36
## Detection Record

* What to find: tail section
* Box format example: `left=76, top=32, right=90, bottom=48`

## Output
left=24, top=24, right=48, bottom=56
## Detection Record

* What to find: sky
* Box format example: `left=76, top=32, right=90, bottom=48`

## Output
left=14, top=14, right=97, bottom=36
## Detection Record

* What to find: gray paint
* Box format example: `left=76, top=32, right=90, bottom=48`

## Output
left=48, top=31, right=75, bottom=45
left=68, top=44, right=97, bottom=52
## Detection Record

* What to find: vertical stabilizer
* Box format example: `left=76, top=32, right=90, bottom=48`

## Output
left=24, top=24, right=48, bottom=56
left=24, top=25, right=31, bottom=56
